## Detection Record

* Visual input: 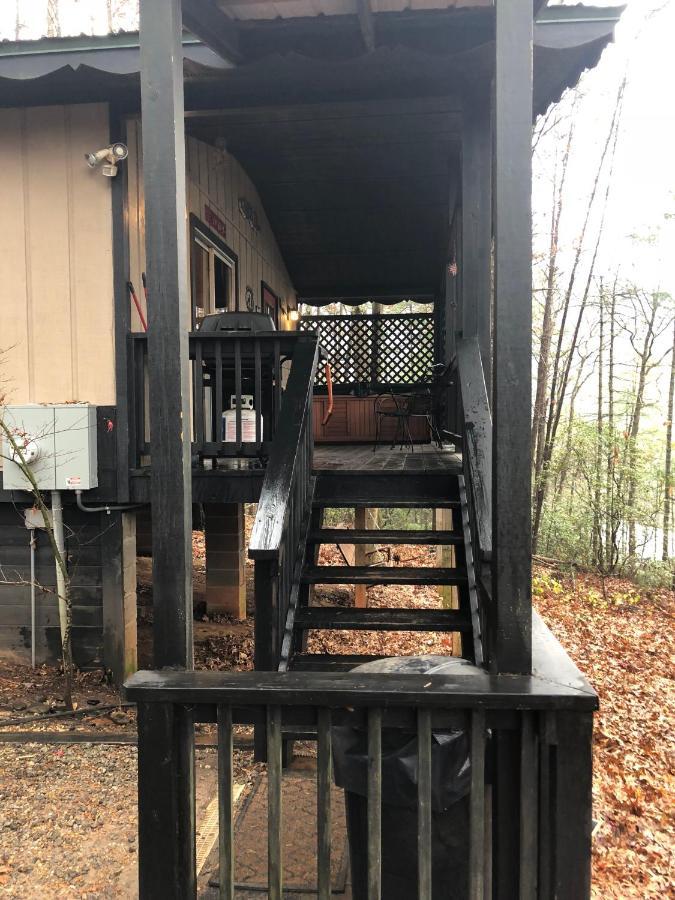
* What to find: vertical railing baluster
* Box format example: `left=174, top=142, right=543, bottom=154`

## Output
left=273, top=339, right=281, bottom=435
left=519, top=711, right=538, bottom=899
left=417, top=708, right=432, bottom=900
left=469, top=708, right=486, bottom=900
left=217, top=704, right=234, bottom=900
left=317, top=708, right=332, bottom=900
left=537, top=711, right=556, bottom=900
left=267, top=705, right=283, bottom=900
left=234, top=339, right=242, bottom=452
left=255, top=339, right=262, bottom=450
left=214, top=340, right=223, bottom=446
left=367, top=708, right=382, bottom=900
left=193, top=339, right=204, bottom=453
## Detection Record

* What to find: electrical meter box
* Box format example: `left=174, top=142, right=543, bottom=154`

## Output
left=1, top=404, right=98, bottom=492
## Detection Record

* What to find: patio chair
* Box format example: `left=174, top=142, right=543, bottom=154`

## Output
left=373, top=391, right=414, bottom=452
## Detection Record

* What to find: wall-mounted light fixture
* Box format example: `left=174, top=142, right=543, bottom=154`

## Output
left=85, top=142, right=128, bottom=177
left=288, top=309, right=300, bottom=323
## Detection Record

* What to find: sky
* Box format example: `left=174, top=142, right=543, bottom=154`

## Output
left=534, top=0, right=675, bottom=293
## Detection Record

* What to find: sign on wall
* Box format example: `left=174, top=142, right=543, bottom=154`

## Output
left=204, top=205, right=227, bottom=240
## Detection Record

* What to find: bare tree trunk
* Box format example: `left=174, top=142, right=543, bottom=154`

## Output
left=532, top=117, right=575, bottom=485
left=593, top=283, right=604, bottom=568
left=0, top=419, right=73, bottom=707
left=605, top=276, right=618, bottom=568
left=663, top=321, right=675, bottom=564
left=553, top=351, right=591, bottom=501
left=46, top=0, right=62, bottom=37
left=15, top=0, right=21, bottom=39
left=532, top=79, right=625, bottom=551
left=626, top=291, right=660, bottom=559
left=106, top=0, right=114, bottom=33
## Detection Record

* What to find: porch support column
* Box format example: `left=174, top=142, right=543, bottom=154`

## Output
left=461, top=86, right=493, bottom=391
left=205, top=503, right=247, bottom=619
left=492, top=0, right=533, bottom=675
left=140, top=0, right=193, bottom=668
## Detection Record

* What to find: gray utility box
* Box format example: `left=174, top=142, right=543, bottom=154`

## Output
left=1, top=404, right=98, bottom=492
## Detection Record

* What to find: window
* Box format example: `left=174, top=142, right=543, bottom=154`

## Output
left=190, top=217, right=238, bottom=324
left=261, top=282, right=280, bottom=328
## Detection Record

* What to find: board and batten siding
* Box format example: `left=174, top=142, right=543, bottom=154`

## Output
left=0, top=104, right=115, bottom=407
left=126, top=120, right=296, bottom=331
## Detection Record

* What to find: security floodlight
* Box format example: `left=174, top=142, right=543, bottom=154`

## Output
left=85, top=143, right=129, bottom=177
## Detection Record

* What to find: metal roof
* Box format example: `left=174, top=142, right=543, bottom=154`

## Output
left=218, top=0, right=492, bottom=21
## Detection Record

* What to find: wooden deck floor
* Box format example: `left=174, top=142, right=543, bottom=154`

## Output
left=313, top=442, right=461, bottom=473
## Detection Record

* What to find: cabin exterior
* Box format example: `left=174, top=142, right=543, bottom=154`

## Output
left=0, top=1, right=623, bottom=896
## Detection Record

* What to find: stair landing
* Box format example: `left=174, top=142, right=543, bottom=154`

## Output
left=313, top=442, right=461, bottom=473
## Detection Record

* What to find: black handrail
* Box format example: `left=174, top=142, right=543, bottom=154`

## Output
left=249, top=333, right=319, bottom=679
left=456, top=338, right=492, bottom=561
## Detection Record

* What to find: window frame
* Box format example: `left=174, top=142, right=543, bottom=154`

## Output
left=189, top=213, right=239, bottom=327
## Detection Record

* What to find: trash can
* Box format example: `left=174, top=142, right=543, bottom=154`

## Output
left=332, top=656, right=477, bottom=900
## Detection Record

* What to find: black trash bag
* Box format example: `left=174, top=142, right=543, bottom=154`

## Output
left=332, top=656, right=478, bottom=900
left=332, top=722, right=471, bottom=812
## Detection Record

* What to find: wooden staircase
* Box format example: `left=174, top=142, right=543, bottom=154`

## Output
left=281, top=470, right=483, bottom=673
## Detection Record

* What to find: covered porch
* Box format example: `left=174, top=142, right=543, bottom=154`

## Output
left=120, top=0, right=619, bottom=897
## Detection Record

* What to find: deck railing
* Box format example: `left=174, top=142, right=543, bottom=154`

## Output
left=128, top=332, right=305, bottom=468
left=126, top=620, right=597, bottom=900
left=249, top=334, right=319, bottom=683
left=456, top=337, right=493, bottom=665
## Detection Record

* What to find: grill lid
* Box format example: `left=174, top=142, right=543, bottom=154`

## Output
left=196, top=311, right=276, bottom=333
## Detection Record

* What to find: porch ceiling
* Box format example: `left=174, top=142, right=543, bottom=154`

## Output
left=188, top=95, right=459, bottom=298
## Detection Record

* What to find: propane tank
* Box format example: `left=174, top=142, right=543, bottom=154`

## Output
left=222, top=394, right=263, bottom=443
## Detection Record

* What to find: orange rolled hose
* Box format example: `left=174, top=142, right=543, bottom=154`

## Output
left=322, top=363, right=334, bottom=425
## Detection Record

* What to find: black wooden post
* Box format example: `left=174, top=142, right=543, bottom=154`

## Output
left=554, top=711, right=594, bottom=899
left=139, top=0, right=193, bottom=667
left=110, top=106, right=132, bottom=504
left=461, top=86, right=493, bottom=392
left=492, top=0, right=533, bottom=675
left=137, top=701, right=196, bottom=899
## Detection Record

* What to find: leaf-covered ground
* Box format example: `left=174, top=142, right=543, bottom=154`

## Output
left=534, top=566, right=674, bottom=897
left=0, top=538, right=672, bottom=896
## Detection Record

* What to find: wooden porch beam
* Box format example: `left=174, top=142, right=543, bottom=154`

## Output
left=492, top=0, right=533, bottom=675
left=182, top=0, right=242, bottom=65
left=461, top=85, right=493, bottom=392
left=140, top=0, right=194, bottom=668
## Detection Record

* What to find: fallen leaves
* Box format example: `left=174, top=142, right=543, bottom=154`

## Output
left=535, top=567, right=674, bottom=898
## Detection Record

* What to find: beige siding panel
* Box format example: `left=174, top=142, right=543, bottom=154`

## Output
left=0, top=109, right=30, bottom=403
left=25, top=106, right=74, bottom=402
left=67, top=104, right=115, bottom=404
left=0, top=103, right=115, bottom=407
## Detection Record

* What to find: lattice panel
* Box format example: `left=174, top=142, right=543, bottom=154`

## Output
left=301, top=314, right=434, bottom=388
left=376, top=315, right=435, bottom=385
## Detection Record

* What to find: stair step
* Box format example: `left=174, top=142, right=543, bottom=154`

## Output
left=295, top=607, right=472, bottom=632
left=301, top=565, right=467, bottom=585
left=314, top=471, right=460, bottom=508
left=311, top=528, right=462, bottom=546
left=289, top=654, right=385, bottom=672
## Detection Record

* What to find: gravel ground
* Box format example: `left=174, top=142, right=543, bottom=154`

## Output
left=0, top=743, right=138, bottom=899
